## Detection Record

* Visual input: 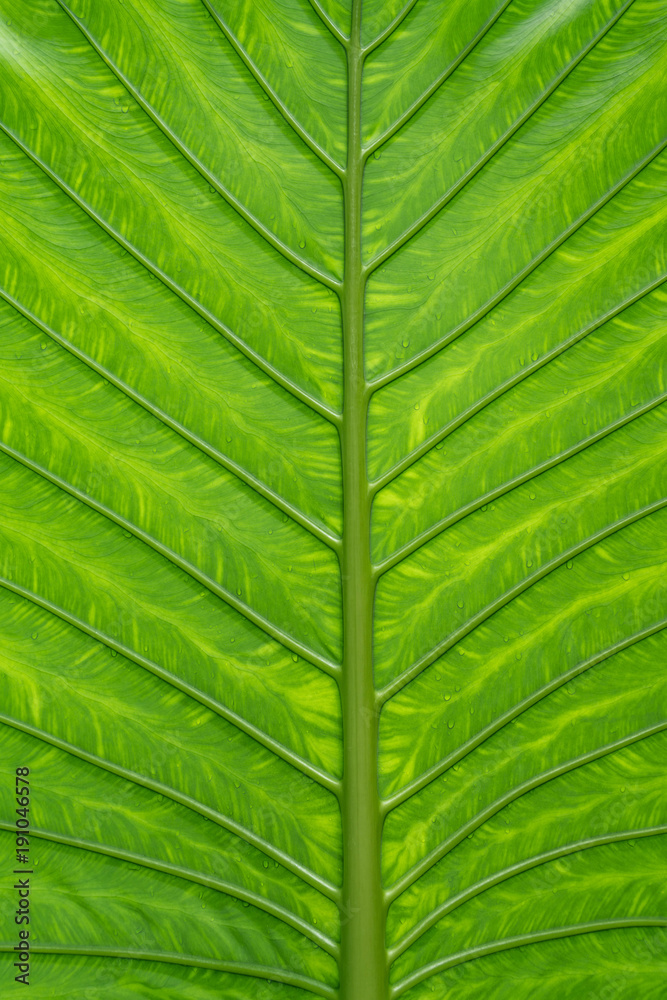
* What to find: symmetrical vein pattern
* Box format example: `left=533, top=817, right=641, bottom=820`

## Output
left=0, top=1, right=666, bottom=998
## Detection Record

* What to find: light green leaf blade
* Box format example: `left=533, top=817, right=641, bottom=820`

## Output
left=0, top=1, right=665, bottom=998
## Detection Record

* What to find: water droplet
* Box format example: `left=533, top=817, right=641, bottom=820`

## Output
left=622, top=572, right=629, bottom=581
left=566, top=560, right=573, bottom=569
left=299, top=239, right=306, bottom=249
left=526, top=558, right=533, bottom=568
left=40, top=342, right=47, bottom=350
left=291, top=653, right=298, bottom=663
left=121, top=105, right=129, bottom=114
left=373, top=150, right=381, bottom=160
left=447, top=720, right=455, bottom=729
left=414, top=403, right=420, bottom=411
left=263, top=860, right=269, bottom=869
left=402, top=338, right=410, bottom=348
left=444, top=694, right=451, bottom=701
left=457, top=600, right=464, bottom=609
left=111, top=650, right=117, bottom=657
left=236, top=588, right=242, bottom=596
left=529, top=491, right=536, bottom=500
left=531, top=352, right=539, bottom=361
left=31, top=631, right=38, bottom=639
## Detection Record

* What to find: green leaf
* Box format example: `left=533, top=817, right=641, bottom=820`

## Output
left=1, top=1, right=666, bottom=998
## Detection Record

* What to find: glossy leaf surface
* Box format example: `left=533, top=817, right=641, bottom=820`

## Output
left=0, top=1, right=666, bottom=998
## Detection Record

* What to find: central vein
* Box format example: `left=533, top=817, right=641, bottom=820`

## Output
left=339, top=2, right=388, bottom=998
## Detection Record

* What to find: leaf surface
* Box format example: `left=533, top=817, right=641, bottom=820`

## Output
left=0, top=1, right=665, bottom=998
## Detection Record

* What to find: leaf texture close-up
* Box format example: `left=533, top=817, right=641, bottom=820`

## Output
left=0, top=0, right=666, bottom=997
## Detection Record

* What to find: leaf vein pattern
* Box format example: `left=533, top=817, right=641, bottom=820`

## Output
left=376, top=396, right=667, bottom=577
left=379, top=501, right=667, bottom=703
left=0, top=822, right=339, bottom=956
left=369, top=133, right=666, bottom=394
left=370, top=277, right=667, bottom=495
left=0, top=122, right=341, bottom=426
left=391, top=919, right=667, bottom=998
left=0, top=577, right=339, bottom=792
left=389, top=827, right=667, bottom=961
left=0, top=945, right=337, bottom=999
left=0, top=713, right=341, bottom=902
left=56, top=0, right=343, bottom=291
left=383, top=621, right=667, bottom=812
left=199, top=0, right=345, bottom=177
left=364, top=0, right=636, bottom=273
left=0, top=443, right=340, bottom=680
left=0, top=289, right=341, bottom=551
left=2, top=0, right=665, bottom=994
left=387, top=723, right=667, bottom=901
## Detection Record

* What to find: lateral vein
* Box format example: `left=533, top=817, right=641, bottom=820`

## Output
left=0, top=441, right=341, bottom=682
left=0, top=121, right=342, bottom=428
left=370, top=275, right=667, bottom=495
left=382, top=620, right=667, bottom=813
left=379, top=499, right=667, bottom=703
left=375, top=395, right=667, bottom=577
left=390, top=918, right=667, bottom=997
left=199, top=0, right=345, bottom=178
left=364, top=0, right=635, bottom=270
left=368, top=112, right=664, bottom=396
left=0, top=713, right=342, bottom=903
left=0, top=944, right=337, bottom=999
left=56, top=0, right=343, bottom=293
left=0, top=576, right=341, bottom=794
left=0, top=822, right=340, bottom=957
left=363, top=0, right=514, bottom=157
left=0, top=288, right=342, bottom=553
left=307, top=0, right=350, bottom=47
left=386, top=723, right=667, bottom=902
left=361, top=0, right=420, bottom=59
left=390, top=827, right=667, bottom=961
